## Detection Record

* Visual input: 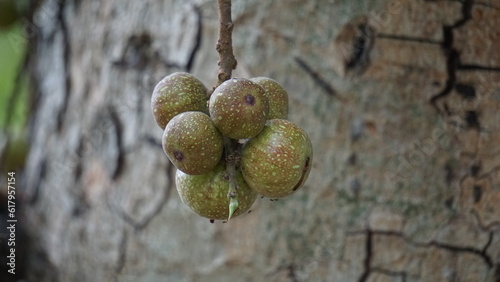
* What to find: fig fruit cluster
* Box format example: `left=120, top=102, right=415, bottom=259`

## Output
left=151, top=72, right=313, bottom=221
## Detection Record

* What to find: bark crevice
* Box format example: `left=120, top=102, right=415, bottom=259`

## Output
left=294, top=56, right=338, bottom=97
left=56, top=0, right=72, bottom=132
left=429, top=0, right=474, bottom=116
left=185, top=5, right=203, bottom=72
left=358, top=229, right=373, bottom=282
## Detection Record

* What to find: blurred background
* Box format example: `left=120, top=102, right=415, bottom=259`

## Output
left=1, top=0, right=500, bottom=281
left=1, top=1, right=30, bottom=279
left=0, top=0, right=29, bottom=174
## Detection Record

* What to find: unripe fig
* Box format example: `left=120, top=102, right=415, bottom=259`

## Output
left=163, top=111, right=223, bottom=175
left=241, top=119, right=313, bottom=198
left=209, top=78, right=269, bottom=139
left=176, top=162, right=258, bottom=220
left=151, top=72, right=208, bottom=129
left=250, top=77, right=288, bottom=119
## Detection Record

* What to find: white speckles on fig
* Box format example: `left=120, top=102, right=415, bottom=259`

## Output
left=175, top=162, right=258, bottom=220
left=151, top=72, right=208, bottom=129
left=152, top=72, right=311, bottom=219
left=209, top=78, right=269, bottom=139
left=241, top=119, right=313, bottom=198
left=250, top=77, right=289, bottom=120
left=162, top=111, right=223, bottom=175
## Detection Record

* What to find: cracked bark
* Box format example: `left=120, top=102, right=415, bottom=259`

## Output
left=294, top=56, right=338, bottom=97
left=359, top=229, right=372, bottom=282
left=55, top=0, right=72, bottom=132
left=349, top=228, right=495, bottom=281
left=106, top=164, right=174, bottom=231
left=429, top=0, right=473, bottom=113
left=185, top=4, right=203, bottom=72
left=19, top=0, right=500, bottom=281
left=108, top=106, right=125, bottom=180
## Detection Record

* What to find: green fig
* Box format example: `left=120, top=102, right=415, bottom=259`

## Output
left=162, top=111, right=223, bottom=175
left=151, top=72, right=208, bottom=129
left=250, top=77, right=288, bottom=119
left=240, top=119, right=313, bottom=198
left=209, top=78, right=269, bottom=139
left=176, top=162, right=258, bottom=220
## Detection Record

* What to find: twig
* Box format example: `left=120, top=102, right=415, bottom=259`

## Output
left=216, top=0, right=237, bottom=86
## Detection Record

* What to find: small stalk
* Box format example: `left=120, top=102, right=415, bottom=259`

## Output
left=224, top=137, right=239, bottom=220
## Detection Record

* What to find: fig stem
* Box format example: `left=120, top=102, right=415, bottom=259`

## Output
left=216, top=0, right=240, bottom=220
left=214, top=0, right=238, bottom=220
left=228, top=197, right=238, bottom=221
left=224, top=137, right=239, bottom=220
left=216, top=0, right=237, bottom=87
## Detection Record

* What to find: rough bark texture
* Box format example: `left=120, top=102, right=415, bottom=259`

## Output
left=21, top=0, right=500, bottom=281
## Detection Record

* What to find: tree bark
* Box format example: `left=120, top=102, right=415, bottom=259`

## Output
left=21, top=0, right=500, bottom=281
